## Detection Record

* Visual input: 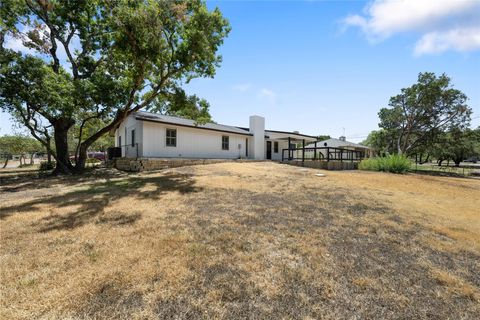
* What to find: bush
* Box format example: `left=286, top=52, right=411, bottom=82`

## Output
left=39, top=161, right=55, bottom=171
left=359, top=154, right=411, bottom=174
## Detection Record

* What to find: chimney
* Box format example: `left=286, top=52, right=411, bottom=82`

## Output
left=249, top=115, right=265, bottom=160
left=339, top=136, right=346, bottom=142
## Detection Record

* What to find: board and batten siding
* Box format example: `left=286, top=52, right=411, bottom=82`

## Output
left=265, top=139, right=289, bottom=161
left=141, top=121, right=250, bottom=159
left=115, top=116, right=140, bottom=158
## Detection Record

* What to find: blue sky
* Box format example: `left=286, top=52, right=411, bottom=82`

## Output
left=2, top=0, right=480, bottom=142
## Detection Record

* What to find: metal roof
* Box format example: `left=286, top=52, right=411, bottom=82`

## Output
left=135, top=112, right=252, bottom=136
left=307, top=138, right=370, bottom=149
left=135, top=112, right=317, bottom=139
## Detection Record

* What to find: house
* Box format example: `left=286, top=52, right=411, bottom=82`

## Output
left=115, top=112, right=317, bottom=161
left=305, top=136, right=372, bottom=160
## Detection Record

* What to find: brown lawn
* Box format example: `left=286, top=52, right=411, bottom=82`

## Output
left=1, top=162, right=479, bottom=319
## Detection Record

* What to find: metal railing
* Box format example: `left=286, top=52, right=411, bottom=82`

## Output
left=282, top=146, right=365, bottom=162
left=110, top=143, right=139, bottom=160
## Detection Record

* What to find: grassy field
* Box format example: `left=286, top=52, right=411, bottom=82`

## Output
left=1, top=162, right=479, bottom=319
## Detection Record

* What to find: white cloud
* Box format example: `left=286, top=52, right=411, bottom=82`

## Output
left=343, top=0, right=480, bottom=55
left=414, top=27, right=480, bottom=55
left=259, top=88, right=277, bottom=105
left=232, top=83, right=252, bottom=92
left=3, top=33, right=37, bottom=55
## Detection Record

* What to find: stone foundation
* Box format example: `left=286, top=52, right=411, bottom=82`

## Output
left=282, top=160, right=358, bottom=170
left=114, top=158, right=262, bottom=172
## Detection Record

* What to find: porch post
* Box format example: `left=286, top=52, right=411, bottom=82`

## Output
left=302, top=139, right=305, bottom=163
left=288, top=137, right=291, bottom=160
left=313, top=141, right=317, bottom=160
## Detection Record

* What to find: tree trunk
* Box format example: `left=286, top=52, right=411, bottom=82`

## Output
left=424, top=154, right=430, bottom=164
left=47, top=149, right=52, bottom=165
left=2, top=157, right=8, bottom=169
left=52, top=118, right=75, bottom=175
left=75, top=144, right=89, bottom=172
left=30, top=153, right=34, bottom=165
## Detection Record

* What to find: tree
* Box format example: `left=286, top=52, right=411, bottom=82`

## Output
left=1, top=0, right=230, bottom=174
left=362, top=129, right=396, bottom=156
left=378, top=72, right=472, bottom=155
left=0, top=134, right=42, bottom=167
left=316, top=135, right=331, bottom=141
left=431, top=127, right=480, bottom=167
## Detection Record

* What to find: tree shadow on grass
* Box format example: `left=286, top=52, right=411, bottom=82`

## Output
left=0, top=168, right=126, bottom=193
left=0, top=172, right=202, bottom=232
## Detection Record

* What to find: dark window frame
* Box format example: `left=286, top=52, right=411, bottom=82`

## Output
left=118, top=135, right=122, bottom=147
left=166, top=128, right=177, bottom=147
left=222, top=135, right=229, bottom=150
left=131, top=129, right=135, bottom=147
left=274, top=141, right=279, bottom=153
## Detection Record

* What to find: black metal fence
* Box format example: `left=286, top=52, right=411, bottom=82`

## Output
left=282, top=146, right=365, bottom=162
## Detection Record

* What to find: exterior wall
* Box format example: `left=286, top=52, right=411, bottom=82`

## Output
left=141, top=120, right=250, bottom=159
left=265, top=139, right=289, bottom=161
left=115, top=115, right=139, bottom=158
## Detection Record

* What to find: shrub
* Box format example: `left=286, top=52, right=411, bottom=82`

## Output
left=39, top=161, right=55, bottom=171
left=359, top=154, right=411, bottom=174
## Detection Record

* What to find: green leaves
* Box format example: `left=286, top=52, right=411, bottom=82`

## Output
left=1, top=0, right=230, bottom=173
left=378, top=72, right=472, bottom=154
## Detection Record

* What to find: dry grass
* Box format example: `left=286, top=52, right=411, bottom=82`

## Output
left=1, top=162, right=479, bottom=319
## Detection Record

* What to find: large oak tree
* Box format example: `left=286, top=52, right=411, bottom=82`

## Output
left=0, top=0, right=230, bottom=174
left=378, top=72, right=471, bottom=155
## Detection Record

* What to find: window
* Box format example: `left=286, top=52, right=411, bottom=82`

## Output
left=274, top=141, right=279, bottom=153
left=131, top=129, right=135, bottom=147
left=222, top=136, right=229, bottom=150
left=118, top=136, right=121, bottom=147
left=166, top=128, right=176, bottom=147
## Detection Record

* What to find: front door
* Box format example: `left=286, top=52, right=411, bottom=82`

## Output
left=266, top=141, right=272, bottom=160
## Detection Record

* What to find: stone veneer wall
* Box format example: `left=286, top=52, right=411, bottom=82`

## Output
left=114, top=158, right=262, bottom=172
left=282, top=160, right=358, bottom=170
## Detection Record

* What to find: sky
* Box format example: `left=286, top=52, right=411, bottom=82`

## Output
left=1, top=0, right=480, bottom=142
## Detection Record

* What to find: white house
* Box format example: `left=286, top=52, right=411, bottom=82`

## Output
left=115, top=112, right=317, bottom=161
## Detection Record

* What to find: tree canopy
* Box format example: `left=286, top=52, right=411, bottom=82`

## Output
left=1, top=0, right=230, bottom=174
left=378, top=72, right=471, bottom=155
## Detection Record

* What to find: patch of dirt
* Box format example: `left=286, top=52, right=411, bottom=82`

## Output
left=1, top=162, right=479, bottom=319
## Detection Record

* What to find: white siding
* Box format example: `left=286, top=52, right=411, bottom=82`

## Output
left=115, top=116, right=139, bottom=158
left=265, top=139, right=289, bottom=161
left=142, top=121, right=250, bottom=159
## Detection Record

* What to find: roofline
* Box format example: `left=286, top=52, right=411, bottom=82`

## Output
left=266, top=129, right=318, bottom=140
left=307, top=139, right=371, bottom=149
left=136, top=117, right=253, bottom=136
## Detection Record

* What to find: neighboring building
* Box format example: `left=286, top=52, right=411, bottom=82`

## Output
left=115, top=112, right=317, bottom=161
left=305, top=136, right=372, bottom=159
